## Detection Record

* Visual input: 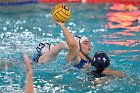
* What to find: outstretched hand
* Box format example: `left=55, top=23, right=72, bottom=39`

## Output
left=23, top=53, right=32, bottom=74
left=23, top=53, right=34, bottom=93
left=52, top=16, right=64, bottom=27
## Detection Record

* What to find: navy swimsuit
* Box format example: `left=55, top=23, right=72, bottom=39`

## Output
left=74, top=55, right=92, bottom=69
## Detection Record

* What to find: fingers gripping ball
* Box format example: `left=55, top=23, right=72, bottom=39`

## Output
left=52, top=4, right=71, bottom=23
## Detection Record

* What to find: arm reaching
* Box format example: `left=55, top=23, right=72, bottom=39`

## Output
left=90, top=69, right=125, bottom=86
left=52, top=17, right=79, bottom=63
left=103, top=69, right=126, bottom=78
left=23, top=53, right=34, bottom=93
left=38, top=42, right=68, bottom=63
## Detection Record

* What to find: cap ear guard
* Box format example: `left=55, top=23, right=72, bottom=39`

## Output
left=74, top=36, right=81, bottom=50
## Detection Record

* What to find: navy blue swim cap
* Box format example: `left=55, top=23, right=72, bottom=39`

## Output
left=92, top=51, right=110, bottom=69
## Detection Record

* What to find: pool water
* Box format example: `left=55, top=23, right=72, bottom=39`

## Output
left=0, top=3, right=140, bottom=93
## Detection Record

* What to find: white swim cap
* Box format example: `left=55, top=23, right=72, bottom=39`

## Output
left=80, top=36, right=89, bottom=43
left=74, top=35, right=89, bottom=50
left=75, top=35, right=89, bottom=44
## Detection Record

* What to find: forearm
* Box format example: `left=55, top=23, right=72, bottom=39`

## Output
left=38, top=42, right=68, bottom=63
left=25, top=72, right=34, bottom=93
left=49, top=42, right=68, bottom=57
left=103, top=69, right=126, bottom=78
left=60, top=24, right=77, bottom=47
left=23, top=53, right=34, bottom=93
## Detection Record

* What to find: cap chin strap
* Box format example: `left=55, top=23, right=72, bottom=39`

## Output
left=76, top=35, right=89, bottom=59
left=80, top=49, right=87, bottom=56
left=79, top=43, right=89, bottom=59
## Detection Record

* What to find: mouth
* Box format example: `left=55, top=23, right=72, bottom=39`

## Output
left=88, top=48, right=90, bottom=51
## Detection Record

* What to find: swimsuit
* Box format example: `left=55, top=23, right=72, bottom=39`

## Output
left=73, top=55, right=92, bottom=69
left=32, top=53, right=42, bottom=63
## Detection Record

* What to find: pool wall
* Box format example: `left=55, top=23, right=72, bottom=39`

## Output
left=0, top=0, right=139, bottom=6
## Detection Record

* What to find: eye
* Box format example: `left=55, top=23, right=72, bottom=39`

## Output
left=84, top=42, right=90, bottom=45
left=84, top=42, right=88, bottom=44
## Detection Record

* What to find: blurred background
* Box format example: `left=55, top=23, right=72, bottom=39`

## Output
left=0, top=0, right=140, bottom=93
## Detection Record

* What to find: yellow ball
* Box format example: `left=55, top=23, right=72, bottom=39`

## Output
left=52, top=4, right=71, bottom=23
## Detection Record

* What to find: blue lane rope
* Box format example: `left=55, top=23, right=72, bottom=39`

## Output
left=0, top=0, right=38, bottom=6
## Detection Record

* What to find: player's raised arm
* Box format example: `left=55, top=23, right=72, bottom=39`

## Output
left=23, top=53, right=34, bottom=93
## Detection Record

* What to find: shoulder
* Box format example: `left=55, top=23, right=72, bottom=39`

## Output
left=66, top=53, right=80, bottom=62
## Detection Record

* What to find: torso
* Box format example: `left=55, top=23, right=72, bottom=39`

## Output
left=73, top=54, right=92, bottom=69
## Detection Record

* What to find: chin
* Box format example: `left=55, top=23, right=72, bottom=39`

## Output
left=86, top=52, right=90, bottom=55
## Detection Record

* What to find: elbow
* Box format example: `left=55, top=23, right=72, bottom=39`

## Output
left=69, top=42, right=78, bottom=49
left=68, top=39, right=78, bottom=47
left=71, top=42, right=78, bottom=47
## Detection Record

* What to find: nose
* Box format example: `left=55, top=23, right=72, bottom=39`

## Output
left=88, top=43, right=90, bottom=47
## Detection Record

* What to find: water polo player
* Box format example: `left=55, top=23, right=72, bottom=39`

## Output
left=33, top=18, right=92, bottom=70
left=33, top=35, right=92, bottom=70
left=91, top=51, right=110, bottom=78
left=52, top=19, right=125, bottom=77
left=88, top=51, right=125, bottom=85
left=53, top=17, right=94, bottom=71
left=33, top=17, right=125, bottom=78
